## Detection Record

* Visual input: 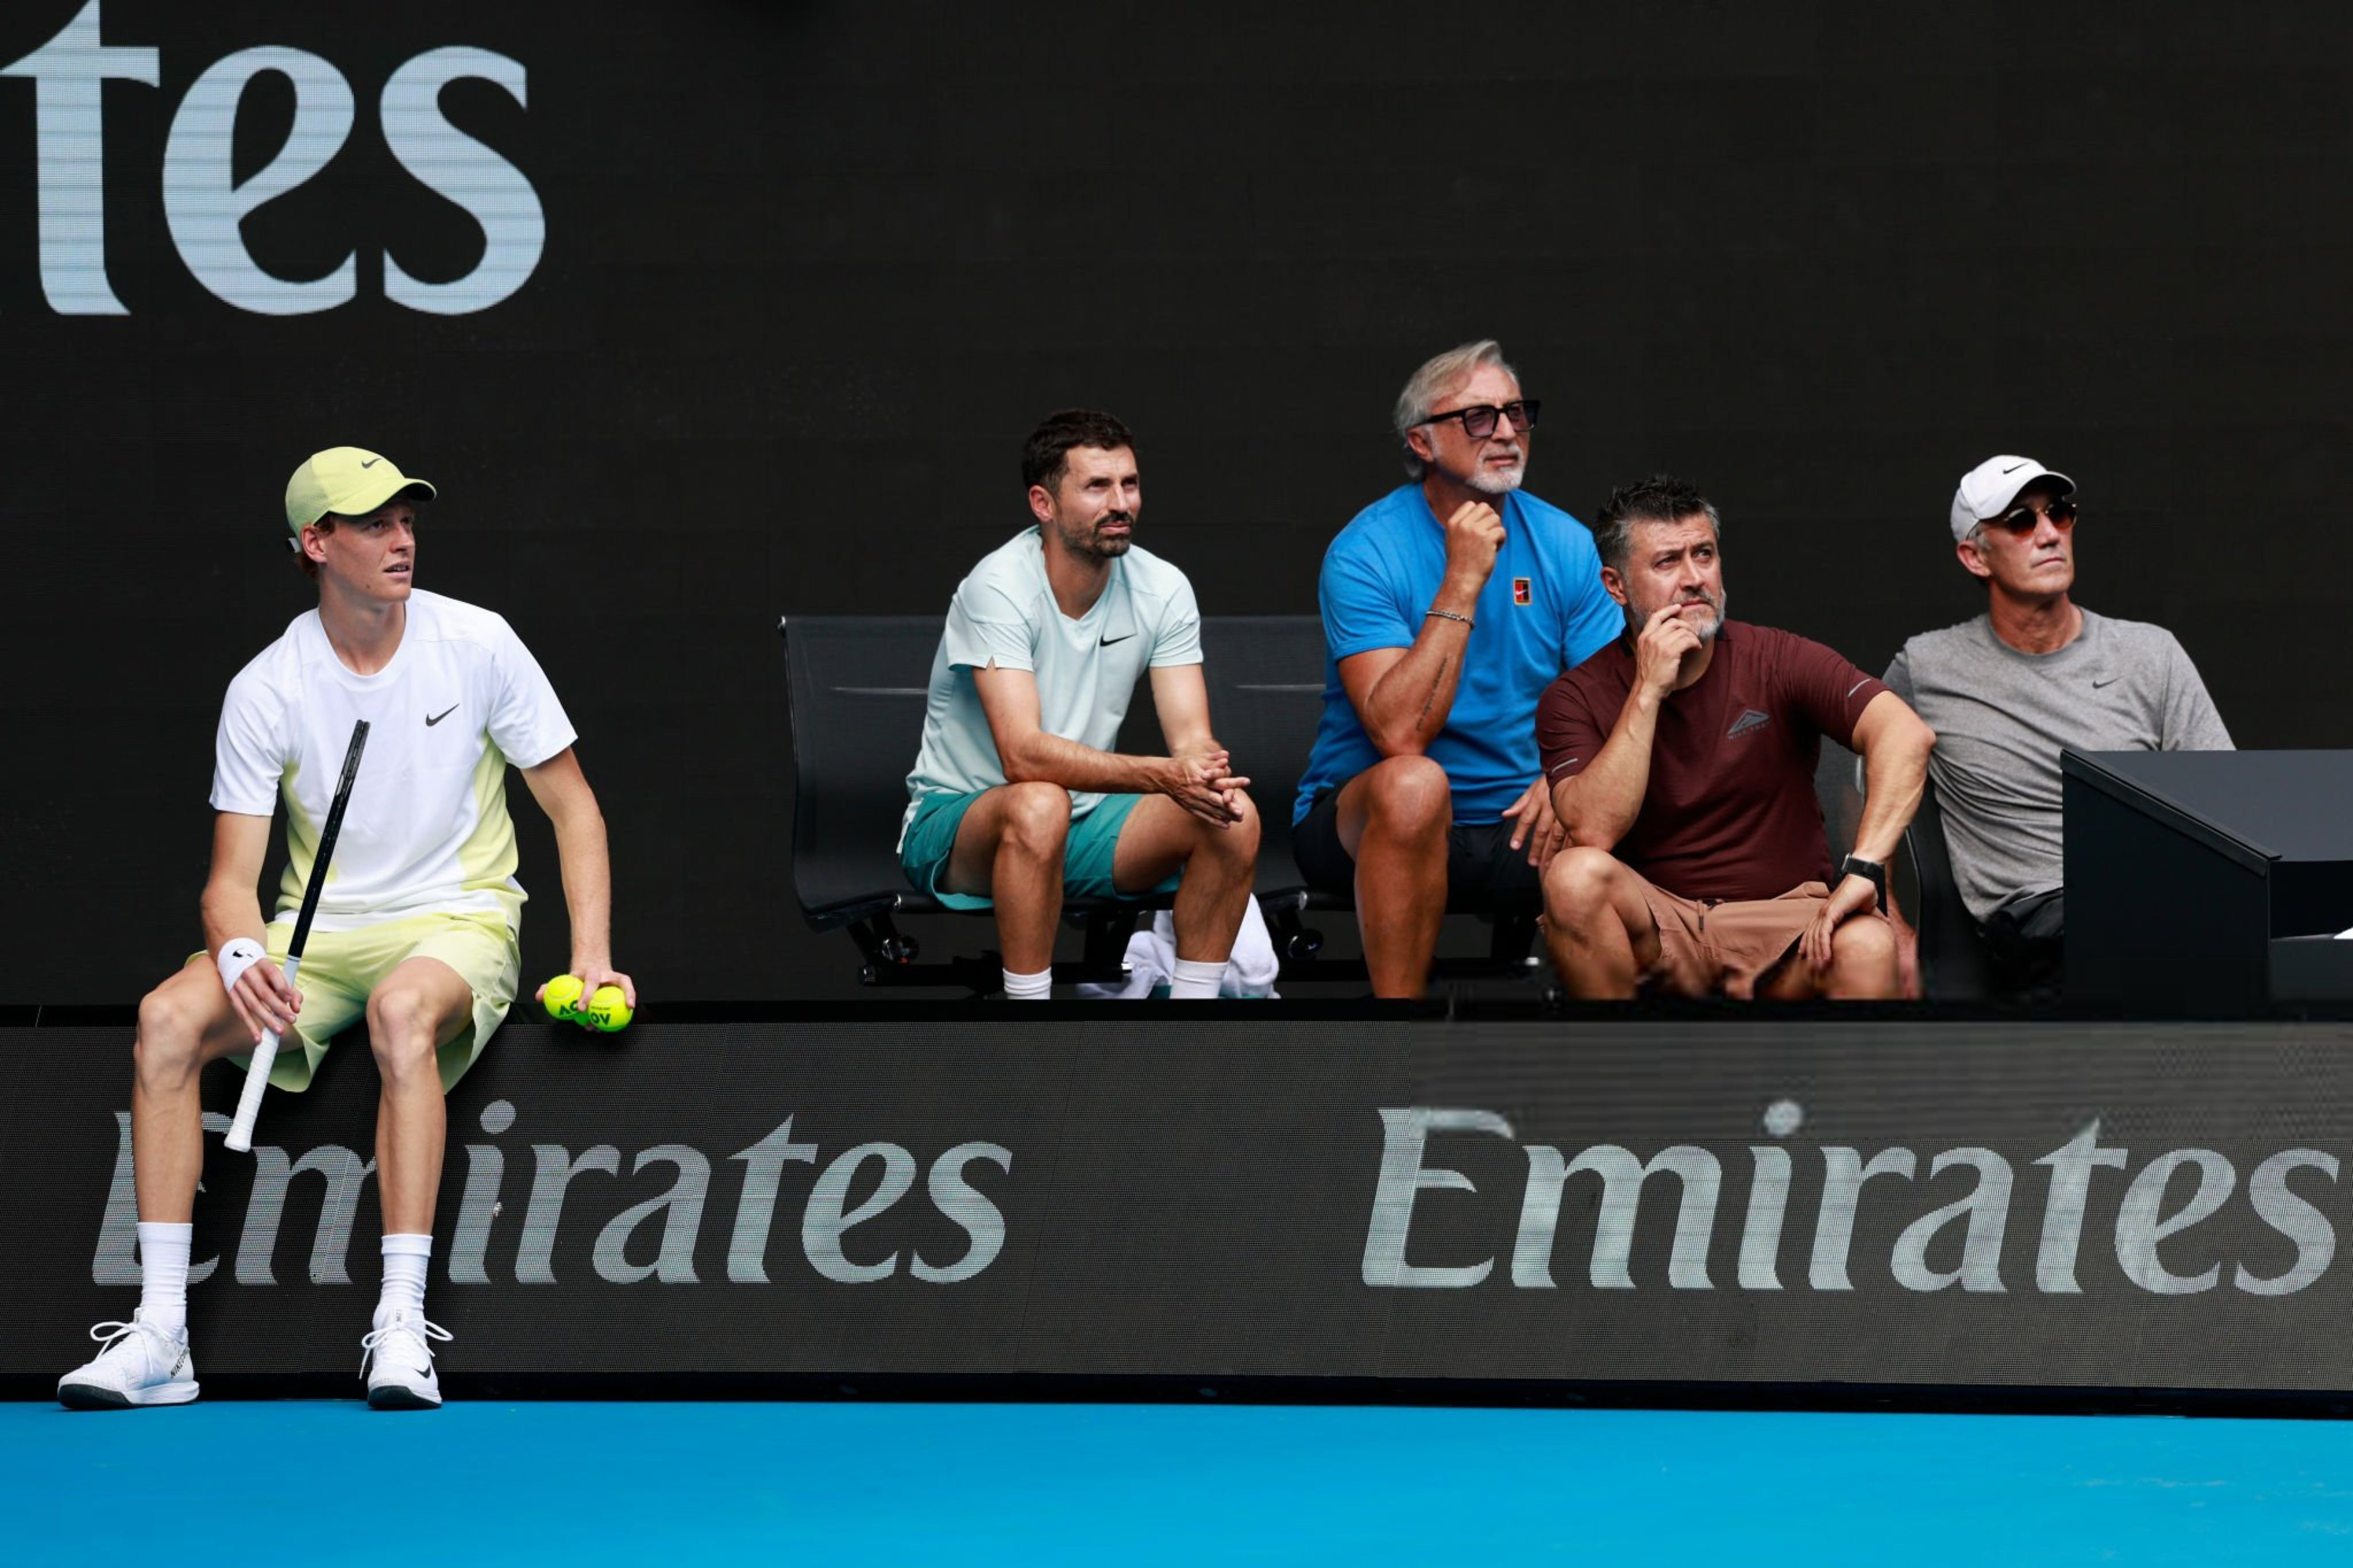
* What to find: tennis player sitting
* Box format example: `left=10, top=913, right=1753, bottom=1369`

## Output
left=899, top=409, right=1260, bottom=999
left=58, top=447, right=631, bottom=1412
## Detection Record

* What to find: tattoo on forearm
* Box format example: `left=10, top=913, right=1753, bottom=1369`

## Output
left=1418, top=657, right=1450, bottom=728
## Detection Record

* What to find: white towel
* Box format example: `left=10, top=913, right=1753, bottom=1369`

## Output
left=1074, top=894, right=1281, bottom=999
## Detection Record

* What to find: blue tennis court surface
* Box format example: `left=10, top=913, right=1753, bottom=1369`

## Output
left=7, top=1400, right=2351, bottom=1563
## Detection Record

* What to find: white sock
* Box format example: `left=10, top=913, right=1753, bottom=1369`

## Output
left=377, top=1233, right=433, bottom=1326
left=136, top=1221, right=193, bottom=1335
left=1002, top=967, right=1052, bottom=1001
left=1168, top=957, right=1229, bottom=999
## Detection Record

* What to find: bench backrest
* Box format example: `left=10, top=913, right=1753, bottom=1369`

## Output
left=779, top=615, right=941, bottom=926
left=783, top=612, right=1912, bottom=940
left=1907, top=777, right=1992, bottom=1000
left=1816, top=739, right=1862, bottom=866
left=1199, top=616, right=1328, bottom=884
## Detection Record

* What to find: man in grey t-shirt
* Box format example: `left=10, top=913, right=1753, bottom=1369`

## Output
left=1885, top=455, right=2231, bottom=992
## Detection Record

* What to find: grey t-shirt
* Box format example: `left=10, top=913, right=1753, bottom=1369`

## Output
left=1884, top=609, right=2232, bottom=922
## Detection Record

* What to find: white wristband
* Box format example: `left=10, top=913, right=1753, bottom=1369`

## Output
left=216, top=937, right=268, bottom=995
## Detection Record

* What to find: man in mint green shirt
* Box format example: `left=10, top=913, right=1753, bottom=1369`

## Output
left=900, top=409, right=1259, bottom=999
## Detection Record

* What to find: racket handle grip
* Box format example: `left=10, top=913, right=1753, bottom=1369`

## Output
left=225, top=1030, right=280, bottom=1153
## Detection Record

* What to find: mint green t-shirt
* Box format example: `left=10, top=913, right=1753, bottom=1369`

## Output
left=902, top=527, right=1202, bottom=837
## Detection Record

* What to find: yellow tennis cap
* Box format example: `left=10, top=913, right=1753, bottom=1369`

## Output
left=284, top=447, right=437, bottom=533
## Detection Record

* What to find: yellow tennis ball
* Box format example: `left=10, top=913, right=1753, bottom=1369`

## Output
left=584, top=984, right=633, bottom=1033
left=542, top=974, right=585, bottom=1021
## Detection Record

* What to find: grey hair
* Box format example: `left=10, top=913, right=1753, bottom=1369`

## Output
left=1393, top=339, right=1517, bottom=479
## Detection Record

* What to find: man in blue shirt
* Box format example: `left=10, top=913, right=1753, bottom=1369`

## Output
left=1294, top=340, right=1621, bottom=996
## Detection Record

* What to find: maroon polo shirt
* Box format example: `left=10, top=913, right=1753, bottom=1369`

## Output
left=1536, top=620, right=1888, bottom=901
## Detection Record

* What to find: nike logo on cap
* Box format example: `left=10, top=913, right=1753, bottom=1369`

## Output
left=360, top=457, right=381, bottom=469
left=426, top=704, right=460, bottom=725
left=2000, top=461, right=2026, bottom=473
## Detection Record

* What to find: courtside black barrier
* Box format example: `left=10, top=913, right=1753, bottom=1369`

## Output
left=6, top=1011, right=2353, bottom=1405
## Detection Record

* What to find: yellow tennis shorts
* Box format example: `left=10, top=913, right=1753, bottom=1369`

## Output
left=191, top=910, right=520, bottom=1094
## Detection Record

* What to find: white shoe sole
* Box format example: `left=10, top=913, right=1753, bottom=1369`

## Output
left=57, top=1378, right=199, bottom=1410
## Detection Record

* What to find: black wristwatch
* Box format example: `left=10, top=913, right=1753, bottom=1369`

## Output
left=1839, top=854, right=1887, bottom=912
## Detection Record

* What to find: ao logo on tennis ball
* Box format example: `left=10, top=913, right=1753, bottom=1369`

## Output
left=2, top=0, right=542, bottom=316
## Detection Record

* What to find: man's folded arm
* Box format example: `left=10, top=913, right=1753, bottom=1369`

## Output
left=971, top=661, right=1170, bottom=794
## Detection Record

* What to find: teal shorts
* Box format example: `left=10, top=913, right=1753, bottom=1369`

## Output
left=900, top=789, right=1179, bottom=911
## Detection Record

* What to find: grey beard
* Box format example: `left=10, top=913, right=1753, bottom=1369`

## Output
left=1623, top=589, right=1727, bottom=641
left=1468, top=462, right=1525, bottom=496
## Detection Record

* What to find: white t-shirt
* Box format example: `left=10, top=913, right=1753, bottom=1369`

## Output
left=211, top=589, right=576, bottom=934
left=904, top=527, right=1202, bottom=828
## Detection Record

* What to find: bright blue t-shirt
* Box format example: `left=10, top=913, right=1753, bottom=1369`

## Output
left=1294, top=485, right=1622, bottom=825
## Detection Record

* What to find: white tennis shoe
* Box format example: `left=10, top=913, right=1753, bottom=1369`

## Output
left=57, top=1311, right=199, bottom=1409
left=360, top=1308, right=452, bottom=1409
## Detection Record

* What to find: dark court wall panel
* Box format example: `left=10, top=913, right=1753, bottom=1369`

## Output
left=2, top=1, right=2347, bottom=1001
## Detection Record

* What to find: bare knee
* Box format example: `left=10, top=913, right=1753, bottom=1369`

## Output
left=999, top=781, right=1073, bottom=862
left=366, top=987, right=443, bottom=1083
left=1360, top=756, right=1449, bottom=844
left=1828, top=917, right=1899, bottom=994
left=134, top=979, right=209, bottom=1083
left=1543, top=846, right=1627, bottom=928
left=1202, top=787, right=1261, bottom=862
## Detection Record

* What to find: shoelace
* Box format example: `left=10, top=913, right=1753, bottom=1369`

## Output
left=86, top=1320, right=141, bottom=1352
left=83, top=1319, right=174, bottom=1372
left=358, top=1316, right=454, bottom=1377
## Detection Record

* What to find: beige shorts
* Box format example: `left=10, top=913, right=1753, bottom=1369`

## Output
left=1633, top=878, right=1884, bottom=999
left=188, top=910, right=520, bottom=1093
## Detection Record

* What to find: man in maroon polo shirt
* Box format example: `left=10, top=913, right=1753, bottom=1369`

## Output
left=1536, top=476, right=1936, bottom=1000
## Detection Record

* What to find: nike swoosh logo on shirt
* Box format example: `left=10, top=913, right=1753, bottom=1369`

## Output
left=1100, top=633, right=1136, bottom=646
left=2092, top=676, right=2120, bottom=689
left=426, top=704, right=460, bottom=725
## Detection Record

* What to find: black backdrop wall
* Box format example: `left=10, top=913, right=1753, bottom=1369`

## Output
left=4, top=1, right=2347, bottom=1003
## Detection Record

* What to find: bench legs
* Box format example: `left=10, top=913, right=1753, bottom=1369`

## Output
left=841, top=909, right=1146, bottom=995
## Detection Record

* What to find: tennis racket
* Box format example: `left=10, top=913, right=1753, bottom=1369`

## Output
left=225, top=718, right=370, bottom=1153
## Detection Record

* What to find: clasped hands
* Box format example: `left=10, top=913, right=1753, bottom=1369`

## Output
left=1165, top=748, right=1250, bottom=827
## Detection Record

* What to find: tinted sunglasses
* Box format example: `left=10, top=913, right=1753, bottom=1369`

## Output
left=1986, top=496, right=2078, bottom=534
left=1422, top=400, right=1541, bottom=439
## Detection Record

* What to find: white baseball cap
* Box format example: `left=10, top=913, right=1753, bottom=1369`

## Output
left=1950, top=455, right=2074, bottom=542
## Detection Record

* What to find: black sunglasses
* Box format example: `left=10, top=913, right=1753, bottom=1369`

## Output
left=1986, top=496, right=2078, bottom=535
left=1421, top=399, right=1541, bottom=439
